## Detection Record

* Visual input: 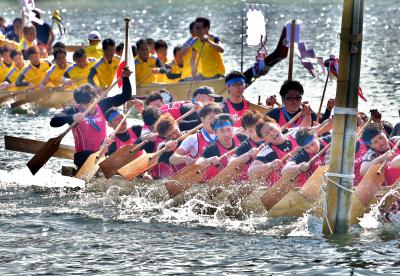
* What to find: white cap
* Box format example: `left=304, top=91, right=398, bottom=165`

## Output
left=88, top=31, right=101, bottom=41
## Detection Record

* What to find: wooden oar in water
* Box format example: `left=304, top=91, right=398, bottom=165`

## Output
left=259, top=143, right=331, bottom=211
left=186, top=41, right=205, bottom=99
left=164, top=144, right=240, bottom=198
left=4, top=135, right=75, bottom=160
left=350, top=138, right=400, bottom=224
left=117, top=123, right=204, bottom=180
left=74, top=107, right=134, bottom=181
left=0, top=89, right=35, bottom=105
left=98, top=108, right=198, bottom=178
left=26, top=79, right=120, bottom=175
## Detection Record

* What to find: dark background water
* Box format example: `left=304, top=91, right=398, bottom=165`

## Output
left=1, top=0, right=400, bottom=274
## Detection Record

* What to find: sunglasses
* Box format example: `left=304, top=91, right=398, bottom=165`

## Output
left=285, top=96, right=302, bottom=102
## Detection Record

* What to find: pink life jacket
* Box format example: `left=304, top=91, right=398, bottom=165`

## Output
left=237, top=139, right=259, bottom=182
left=72, top=104, right=106, bottom=153
left=159, top=101, right=186, bottom=120
left=383, top=140, right=400, bottom=186
left=114, top=128, right=143, bottom=158
left=203, top=135, right=241, bottom=182
left=194, top=131, right=211, bottom=158
left=353, top=139, right=369, bottom=186
left=278, top=107, right=303, bottom=128
left=225, top=98, right=249, bottom=127
left=265, top=135, right=300, bottom=186
left=149, top=136, right=185, bottom=180
left=296, top=139, right=328, bottom=187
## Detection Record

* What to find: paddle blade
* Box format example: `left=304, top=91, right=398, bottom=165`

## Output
left=26, top=136, right=63, bottom=175
left=117, top=153, right=158, bottom=180
left=11, top=89, right=49, bottom=109
left=207, top=156, right=249, bottom=189
left=74, top=151, right=102, bottom=181
left=164, top=163, right=207, bottom=198
left=99, top=144, right=138, bottom=179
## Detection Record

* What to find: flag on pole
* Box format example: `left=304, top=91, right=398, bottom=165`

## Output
left=108, top=34, right=136, bottom=97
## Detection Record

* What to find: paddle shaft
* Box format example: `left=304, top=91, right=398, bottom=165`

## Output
left=281, top=111, right=303, bottom=132
left=196, top=144, right=240, bottom=174
left=287, top=19, right=296, bottom=81
left=316, top=70, right=330, bottom=122
left=186, top=41, right=205, bottom=98
left=377, top=138, right=400, bottom=175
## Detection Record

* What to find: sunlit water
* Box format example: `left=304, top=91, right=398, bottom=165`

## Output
left=1, top=0, right=400, bottom=274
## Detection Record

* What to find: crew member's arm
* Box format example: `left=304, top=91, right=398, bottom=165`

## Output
left=15, top=69, right=30, bottom=87
left=203, top=35, right=224, bottom=53
left=360, top=151, right=394, bottom=176
left=87, top=67, right=98, bottom=86
left=169, top=135, right=197, bottom=166
left=50, top=105, right=79, bottom=127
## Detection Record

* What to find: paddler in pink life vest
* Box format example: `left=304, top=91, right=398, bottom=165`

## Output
left=248, top=116, right=300, bottom=186
left=266, top=80, right=334, bottom=128
left=360, top=123, right=400, bottom=186
left=196, top=113, right=249, bottom=182
left=50, top=66, right=132, bottom=168
left=151, top=114, right=186, bottom=179
left=221, top=71, right=250, bottom=128
left=281, top=127, right=331, bottom=187
left=169, top=102, right=222, bottom=167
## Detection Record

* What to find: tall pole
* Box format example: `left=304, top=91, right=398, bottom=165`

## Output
left=322, top=0, right=364, bottom=235
left=240, top=4, right=245, bottom=73
left=287, top=19, right=296, bottom=81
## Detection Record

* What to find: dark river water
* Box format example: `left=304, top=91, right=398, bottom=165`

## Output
left=1, top=0, right=400, bottom=274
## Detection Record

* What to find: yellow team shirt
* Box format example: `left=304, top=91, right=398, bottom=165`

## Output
left=165, top=61, right=183, bottom=83
left=45, top=63, right=71, bottom=87
left=192, top=34, right=225, bottom=78
left=4, top=66, right=24, bottom=91
left=65, top=58, right=97, bottom=87
left=0, top=61, right=14, bottom=82
left=84, top=43, right=103, bottom=60
left=91, top=56, right=120, bottom=88
left=135, top=56, right=158, bottom=85
left=17, top=60, right=51, bottom=87
left=17, top=37, right=36, bottom=51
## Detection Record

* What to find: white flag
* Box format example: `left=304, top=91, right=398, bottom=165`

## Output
left=108, top=34, right=136, bottom=97
left=20, top=0, right=35, bottom=10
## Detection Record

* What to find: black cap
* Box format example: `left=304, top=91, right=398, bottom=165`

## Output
left=192, top=86, right=223, bottom=102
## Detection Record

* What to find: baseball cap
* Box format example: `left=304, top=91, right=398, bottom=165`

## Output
left=88, top=31, right=101, bottom=41
left=192, top=86, right=223, bottom=102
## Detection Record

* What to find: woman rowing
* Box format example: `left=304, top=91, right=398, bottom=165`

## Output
left=50, top=66, right=132, bottom=169
left=196, top=113, right=248, bottom=182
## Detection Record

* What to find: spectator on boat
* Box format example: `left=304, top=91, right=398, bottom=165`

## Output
left=31, top=9, right=54, bottom=52
left=84, top=31, right=103, bottom=60
left=191, top=17, right=225, bottom=80
left=135, top=39, right=165, bottom=85
left=64, top=48, right=97, bottom=87
left=249, top=116, right=301, bottom=186
left=360, top=123, right=400, bottom=186
left=281, top=127, right=331, bottom=187
left=18, top=25, right=38, bottom=59
left=266, top=80, right=332, bottom=128
left=115, top=42, right=124, bottom=57
left=196, top=113, right=248, bottom=182
left=179, top=21, right=196, bottom=81
left=2, top=50, right=25, bottom=90
left=16, top=46, right=51, bottom=88
left=5, top=18, right=22, bottom=43
left=146, top=38, right=156, bottom=56
left=192, top=86, right=223, bottom=104
left=88, top=38, right=119, bottom=88
left=49, top=66, right=132, bottom=168
left=0, top=46, right=14, bottom=83
left=40, top=48, right=70, bottom=88
left=169, top=103, right=222, bottom=167
left=221, top=71, right=250, bottom=127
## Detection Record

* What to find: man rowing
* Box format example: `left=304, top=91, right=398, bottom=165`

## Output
left=50, top=66, right=132, bottom=168
left=135, top=39, right=166, bottom=85
left=40, top=48, right=70, bottom=88
left=64, top=48, right=98, bottom=87
left=88, top=38, right=119, bottom=88
left=1, top=49, right=25, bottom=91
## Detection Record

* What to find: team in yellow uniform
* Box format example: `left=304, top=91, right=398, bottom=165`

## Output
left=0, top=46, right=14, bottom=82
left=64, top=49, right=97, bottom=87
left=88, top=38, right=119, bottom=88
left=16, top=46, right=51, bottom=88
left=40, top=48, right=70, bottom=88
left=3, top=50, right=25, bottom=91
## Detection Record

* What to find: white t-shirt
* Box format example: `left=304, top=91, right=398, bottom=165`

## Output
left=178, top=128, right=216, bottom=157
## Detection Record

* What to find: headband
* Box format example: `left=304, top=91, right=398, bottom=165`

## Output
left=299, top=135, right=315, bottom=147
left=107, top=110, right=122, bottom=123
left=226, top=77, right=245, bottom=86
left=213, top=121, right=232, bottom=131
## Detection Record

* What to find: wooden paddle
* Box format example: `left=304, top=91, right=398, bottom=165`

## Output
left=260, top=142, right=330, bottom=211
left=117, top=123, right=204, bottom=180
left=316, top=70, right=330, bottom=122
left=0, top=89, right=35, bottom=105
left=74, top=18, right=131, bottom=181
left=186, top=41, right=205, bottom=98
left=26, top=79, right=121, bottom=175
left=287, top=19, right=296, bottom=81
left=74, top=107, right=134, bottom=181
left=98, top=108, right=198, bottom=178
left=4, top=135, right=75, bottom=160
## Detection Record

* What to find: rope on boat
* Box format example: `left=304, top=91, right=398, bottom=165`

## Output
left=320, top=172, right=355, bottom=234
